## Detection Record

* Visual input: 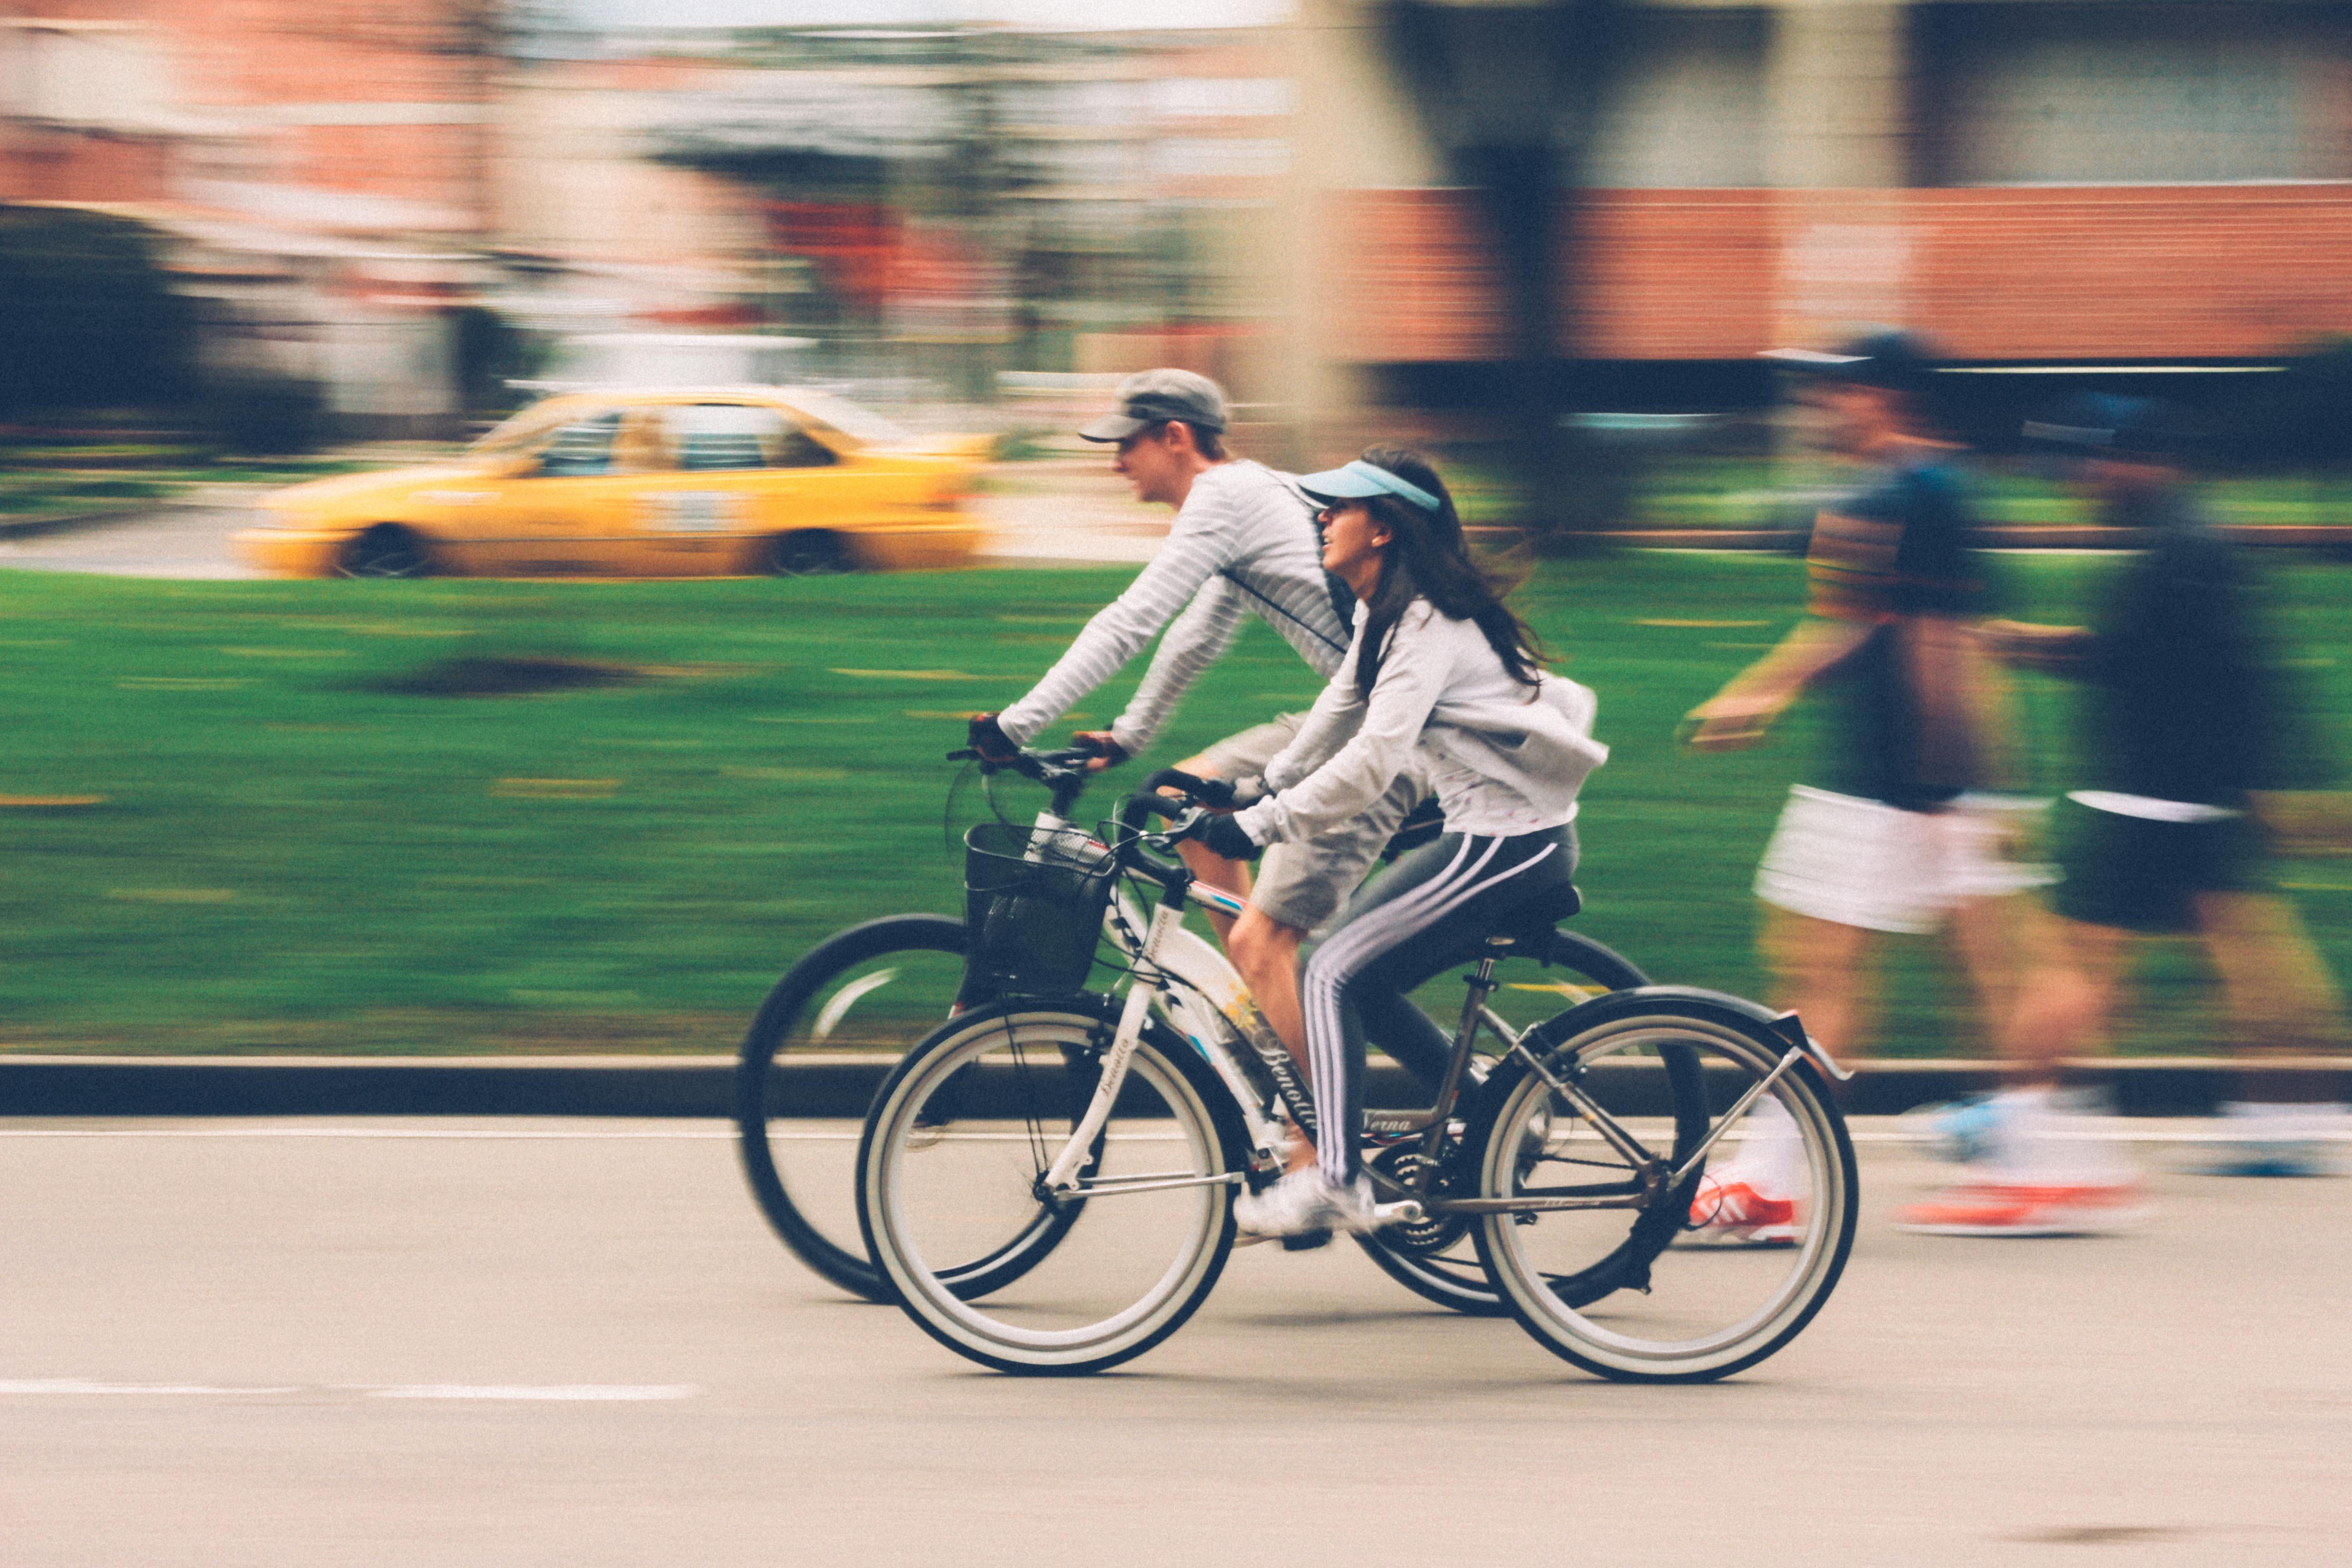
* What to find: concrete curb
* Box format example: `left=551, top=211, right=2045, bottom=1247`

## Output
left=6, top=1054, right=2347, bottom=1119
left=0, top=504, right=174, bottom=541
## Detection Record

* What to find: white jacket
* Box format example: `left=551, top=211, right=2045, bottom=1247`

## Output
left=1232, top=599, right=1607, bottom=845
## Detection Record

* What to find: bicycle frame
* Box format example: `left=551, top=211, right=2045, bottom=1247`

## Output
left=1025, top=800, right=1298, bottom=1177
left=1026, top=800, right=1686, bottom=1219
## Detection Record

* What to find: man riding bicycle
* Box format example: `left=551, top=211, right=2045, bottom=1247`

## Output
left=967, top=368, right=1428, bottom=1077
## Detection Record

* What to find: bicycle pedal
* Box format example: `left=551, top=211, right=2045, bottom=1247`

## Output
left=1279, top=1227, right=1333, bottom=1251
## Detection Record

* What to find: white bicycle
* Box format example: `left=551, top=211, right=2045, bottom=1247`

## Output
left=850, top=754, right=1862, bottom=1378
left=739, top=746, right=1650, bottom=1314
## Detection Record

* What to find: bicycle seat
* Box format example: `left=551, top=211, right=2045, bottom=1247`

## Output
left=1485, top=882, right=1583, bottom=948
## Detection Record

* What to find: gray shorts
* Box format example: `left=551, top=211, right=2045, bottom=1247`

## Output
left=1190, top=714, right=1425, bottom=935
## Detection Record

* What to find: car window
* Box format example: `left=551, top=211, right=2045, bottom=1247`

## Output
left=660, top=403, right=837, bottom=470
left=535, top=410, right=625, bottom=477
left=776, top=389, right=910, bottom=448
left=470, top=400, right=578, bottom=456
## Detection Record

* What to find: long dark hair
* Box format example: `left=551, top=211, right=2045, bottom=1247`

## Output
left=1345, top=446, right=1548, bottom=699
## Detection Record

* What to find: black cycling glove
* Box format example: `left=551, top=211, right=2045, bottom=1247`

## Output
left=966, top=712, right=1018, bottom=763
left=1198, top=813, right=1263, bottom=863
left=1176, top=774, right=1265, bottom=811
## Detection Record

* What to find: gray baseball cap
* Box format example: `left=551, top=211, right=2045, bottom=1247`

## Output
left=1078, top=368, right=1229, bottom=442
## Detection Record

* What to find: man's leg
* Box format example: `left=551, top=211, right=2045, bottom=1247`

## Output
left=2196, top=890, right=2346, bottom=1091
left=2004, top=912, right=2134, bottom=1087
left=1164, top=717, right=1305, bottom=943
left=1898, top=913, right=2146, bottom=1234
left=1758, top=903, right=1877, bottom=1059
left=2195, top=891, right=2349, bottom=1173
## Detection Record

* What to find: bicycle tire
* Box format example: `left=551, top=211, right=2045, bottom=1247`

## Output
left=857, top=996, right=1249, bottom=1375
left=1468, top=994, right=1859, bottom=1383
left=736, top=914, right=991, bottom=1301
left=1352, top=925, right=1653, bottom=1317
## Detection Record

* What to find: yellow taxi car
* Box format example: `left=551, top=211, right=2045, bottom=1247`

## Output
left=235, top=387, right=990, bottom=578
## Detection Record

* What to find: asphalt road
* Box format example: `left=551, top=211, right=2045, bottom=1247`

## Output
left=0, top=503, right=268, bottom=579
left=5, top=1117, right=2346, bottom=1567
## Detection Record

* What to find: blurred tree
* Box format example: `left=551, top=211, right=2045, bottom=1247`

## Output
left=1381, top=0, right=1627, bottom=553
left=453, top=305, right=545, bottom=416
left=0, top=205, right=196, bottom=422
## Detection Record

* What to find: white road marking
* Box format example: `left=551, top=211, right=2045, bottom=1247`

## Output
left=0, top=1127, right=1178, bottom=1141
left=0, top=1379, right=302, bottom=1396
left=365, top=1384, right=700, bottom=1401
left=0, top=1127, right=735, bottom=1139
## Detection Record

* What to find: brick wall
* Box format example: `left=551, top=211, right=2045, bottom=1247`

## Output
left=0, top=127, right=173, bottom=204
left=1319, top=189, right=1508, bottom=363
left=1910, top=186, right=2352, bottom=358
left=1570, top=189, right=1778, bottom=359
left=13, top=0, right=492, bottom=225
left=1330, top=183, right=2352, bottom=362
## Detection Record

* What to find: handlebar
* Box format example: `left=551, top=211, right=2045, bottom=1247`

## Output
left=949, top=746, right=1211, bottom=883
left=946, top=744, right=1098, bottom=818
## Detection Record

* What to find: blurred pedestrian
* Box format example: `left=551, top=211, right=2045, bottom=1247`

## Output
left=1681, top=330, right=2043, bottom=1243
left=1905, top=395, right=2350, bottom=1232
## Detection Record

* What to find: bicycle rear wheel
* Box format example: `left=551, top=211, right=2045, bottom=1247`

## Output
left=1356, top=926, right=1652, bottom=1317
left=858, top=1000, right=1244, bottom=1375
left=1469, top=999, right=1857, bottom=1382
left=736, top=915, right=977, bottom=1301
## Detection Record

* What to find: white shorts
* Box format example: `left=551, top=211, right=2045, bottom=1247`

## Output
left=1754, top=785, right=2052, bottom=936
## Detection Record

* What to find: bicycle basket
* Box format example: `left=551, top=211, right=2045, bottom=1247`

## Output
left=962, top=822, right=1118, bottom=996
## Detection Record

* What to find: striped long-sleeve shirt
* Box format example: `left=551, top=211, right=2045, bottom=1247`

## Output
left=996, top=461, right=1353, bottom=755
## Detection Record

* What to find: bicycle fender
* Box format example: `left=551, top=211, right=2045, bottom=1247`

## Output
left=1519, top=985, right=1841, bottom=1079
left=1541, top=929, right=1650, bottom=990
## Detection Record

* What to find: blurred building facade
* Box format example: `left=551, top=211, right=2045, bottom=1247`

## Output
left=1288, top=0, right=2352, bottom=423
left=11, top=1, right=2352, bottom=439
left=0, top=0, right=498, bottom=428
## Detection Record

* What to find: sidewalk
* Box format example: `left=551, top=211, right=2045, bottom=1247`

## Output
left=6, top=1053, right=2344, bottom=1119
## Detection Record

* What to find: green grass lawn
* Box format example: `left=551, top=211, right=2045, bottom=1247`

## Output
left=3, top=552, right=2347, bottom=1056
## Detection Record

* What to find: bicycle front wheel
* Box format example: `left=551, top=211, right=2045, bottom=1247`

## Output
left=1470, top=1000, right=1857, bottom=1382
left=735, top=915, right=973, bottom=1301
left=858, top=1000, right=1244, bottom=1375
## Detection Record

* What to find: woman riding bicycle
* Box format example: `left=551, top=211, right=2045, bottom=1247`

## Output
left=1186, top=447, right=1609, bottom=1237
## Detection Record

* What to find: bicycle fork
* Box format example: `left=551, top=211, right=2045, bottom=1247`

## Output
left=1039, top=896, right=1245, bottom=1199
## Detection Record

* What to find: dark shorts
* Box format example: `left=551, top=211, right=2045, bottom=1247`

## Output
left=2051, top=794, right=2268, bottom=933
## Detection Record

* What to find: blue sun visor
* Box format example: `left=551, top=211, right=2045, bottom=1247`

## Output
left=1296, top=459, right=1442, bottom=513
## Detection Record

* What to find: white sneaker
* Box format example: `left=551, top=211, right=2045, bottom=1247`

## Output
left=1235, top=1169, right=1380, bottom=1238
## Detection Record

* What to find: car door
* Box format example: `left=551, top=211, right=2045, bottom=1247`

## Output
left=626, top=402, right=850, bottom=575
left=465, top=405, right=652, bottom=575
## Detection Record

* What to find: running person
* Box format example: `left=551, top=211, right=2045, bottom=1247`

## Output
left=1681, top=329, right=2043, bottom=1240
left=1186, top=449, right=1609, bottom=1236
left=966, top=369, right=1426, bottom=1063
left=1913, top=395, right=2350, bottom=1227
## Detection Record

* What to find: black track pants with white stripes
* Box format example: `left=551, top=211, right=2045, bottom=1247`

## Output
left=1299, top=824, right=1578, bottom=1186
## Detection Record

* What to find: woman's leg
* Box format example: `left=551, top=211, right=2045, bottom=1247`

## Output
left=1299, top=827, right=1576, bottom=1187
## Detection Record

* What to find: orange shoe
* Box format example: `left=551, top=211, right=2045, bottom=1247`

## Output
left=1894, top=1179, right=2151, bottom=1237
left=1681, top=1175, right=1799, bottom=1247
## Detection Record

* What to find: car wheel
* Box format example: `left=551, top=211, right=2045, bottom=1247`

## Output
left=335, top=525, right=436, bottom=579
left=766, top=531, right=854, bottom=577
